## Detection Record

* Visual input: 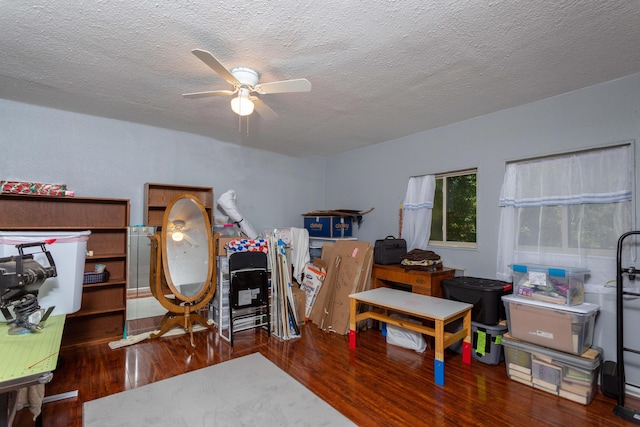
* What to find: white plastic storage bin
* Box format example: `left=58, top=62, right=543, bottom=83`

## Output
left=0, top=230, right=90, bottom=316
left=502, top=294, right=598, bottom=355
left=502, top=334, right=602, bottom=405
left=510, top=264, right=588, bottom=306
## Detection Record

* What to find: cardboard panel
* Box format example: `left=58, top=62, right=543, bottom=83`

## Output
left=308, top=244, right=336, bottom=325
left=291, top=284, right=306, bottom=325
left=331, top=246, right=374, bottom=334
left=313, top=241, right=371, bottom=333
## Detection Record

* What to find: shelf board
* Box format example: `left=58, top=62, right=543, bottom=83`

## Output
left=87, top=253, right=127, bottom=260
left=67, top=307, right=126, bottom=319
left=83, top=280, right=126, bottom=289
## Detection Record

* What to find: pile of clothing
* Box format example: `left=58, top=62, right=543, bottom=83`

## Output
left=400, top=249, right=442, bottom=271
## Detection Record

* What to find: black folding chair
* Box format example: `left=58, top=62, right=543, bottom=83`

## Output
left=228, top=251, right=270, bottom=346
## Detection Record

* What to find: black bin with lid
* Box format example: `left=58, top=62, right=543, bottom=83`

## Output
left=441, top=277, right=512, bottom=325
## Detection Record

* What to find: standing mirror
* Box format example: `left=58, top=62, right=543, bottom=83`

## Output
left=148, top=194, right=216, bottom=347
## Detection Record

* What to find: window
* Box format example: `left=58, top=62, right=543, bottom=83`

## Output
left=518, top=204, right=620, bottom=253
left=430, top=169, right=477, bottom=247
left=496, top=144, right=632, bottom=284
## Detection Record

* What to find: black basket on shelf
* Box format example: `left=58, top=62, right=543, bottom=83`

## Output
left=83, top=270, right=110, bottom=284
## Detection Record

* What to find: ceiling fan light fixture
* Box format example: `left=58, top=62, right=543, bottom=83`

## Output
left=230, top=89, right=254, bottom=116
left=185, top=50, right=309, bottom=121
left=170, top=220, right=185, bottom=242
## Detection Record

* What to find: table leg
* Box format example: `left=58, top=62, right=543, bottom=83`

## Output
left=1, top=391, right=10, bottom=427
left=434, top=319, right=445, bottom=386
left=349, top=297, right=357, bottom=350
left=434, top=360, right=445, bottom=386
left=462, top=309, right=472, bottom=365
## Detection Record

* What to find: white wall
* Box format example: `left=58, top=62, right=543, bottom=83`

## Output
left=326, top=72, right=640, bottom=280
left=0, top=100, right=326, bottom=231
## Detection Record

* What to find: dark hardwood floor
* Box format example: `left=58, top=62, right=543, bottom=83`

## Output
left=14, top=318, right=640, bottom=426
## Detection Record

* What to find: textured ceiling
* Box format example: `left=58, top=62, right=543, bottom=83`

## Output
left=1, top=1, right=640, bottom=157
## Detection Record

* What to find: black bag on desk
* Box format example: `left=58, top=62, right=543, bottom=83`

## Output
left=374, top=236, right=407, bottom=265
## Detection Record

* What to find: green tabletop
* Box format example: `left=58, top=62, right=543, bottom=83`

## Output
left=0, top=314, right=65, bottom=383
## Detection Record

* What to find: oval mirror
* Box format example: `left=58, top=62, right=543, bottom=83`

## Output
left=161, top=194, right=213, bottom=303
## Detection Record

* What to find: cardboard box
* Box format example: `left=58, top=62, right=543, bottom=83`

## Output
left=300, top=263, right=327, bottom=319
left=303, top=216, right=352, bottom=238
left=291, top=284, right=306, bottom=325
left=216, top=236, right=237, bottom=254
left=1, top=180, right=66, bottom=196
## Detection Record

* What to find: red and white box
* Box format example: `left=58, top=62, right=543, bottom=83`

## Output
left=1, top=180, right=67, bottom=196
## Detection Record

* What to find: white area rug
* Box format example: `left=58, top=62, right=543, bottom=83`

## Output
left=83, top=353, right=356, bottom=427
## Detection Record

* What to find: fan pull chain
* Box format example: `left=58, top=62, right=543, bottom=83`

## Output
left=237, top=114, right=250, bottom=135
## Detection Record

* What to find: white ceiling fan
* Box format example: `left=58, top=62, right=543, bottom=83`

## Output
left=183, top=49, right=312, bottom=120
left=168, top=220, right=198, bottom=246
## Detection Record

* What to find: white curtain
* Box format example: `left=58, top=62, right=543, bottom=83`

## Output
left=401, top=175, right=436, bottom=251
left=496, top=145, right=632, bottom=284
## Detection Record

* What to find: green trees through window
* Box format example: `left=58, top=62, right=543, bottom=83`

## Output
left=430, top=170, right=477, bottom=246
left=518, top=204, right=619, bottom=252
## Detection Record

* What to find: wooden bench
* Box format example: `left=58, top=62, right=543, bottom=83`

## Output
left=349, top=287, right=472, bottom=386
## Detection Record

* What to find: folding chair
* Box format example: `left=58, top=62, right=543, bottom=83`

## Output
left=228, top=251, right=270, bottom=346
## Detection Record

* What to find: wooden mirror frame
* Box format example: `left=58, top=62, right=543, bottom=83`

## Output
left=148, top=194, right=216, bottom=347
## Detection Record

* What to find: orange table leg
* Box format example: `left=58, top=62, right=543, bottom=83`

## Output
left=461, top=309, right=472, bottom=365
left=435, top=319, right=445, bottom=385
left=349, top=297, right=357, bottom=350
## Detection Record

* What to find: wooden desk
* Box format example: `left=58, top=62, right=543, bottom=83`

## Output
left=371, top=264, right=455, bottom=297
left=349, top=288, right=472, bottom=386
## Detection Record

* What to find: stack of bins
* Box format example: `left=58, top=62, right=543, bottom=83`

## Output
left=441, top=277, right=512, bottom=365
left=501, top=264, right=602, bottom=405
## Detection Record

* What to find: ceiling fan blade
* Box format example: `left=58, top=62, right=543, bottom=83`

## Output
left=182, top=90, right=235, bottom=99
left=254, top=78, right=311, bottom=94
left=191, top=49, right=239, bottom=85
left=251, top=97, right=278, bottom=120
left=183, top=233, right=199, bottom=247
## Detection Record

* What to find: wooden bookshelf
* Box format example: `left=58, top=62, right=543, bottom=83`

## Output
left=0, top=193, right=129, bottom=347
left=144, top=183, right=213, bottom=228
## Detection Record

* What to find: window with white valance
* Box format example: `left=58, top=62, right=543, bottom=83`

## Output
left=496, top=144, right=633, bottom=285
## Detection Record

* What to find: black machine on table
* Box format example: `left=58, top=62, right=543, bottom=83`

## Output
left=0, top=242, right=57, bottom=335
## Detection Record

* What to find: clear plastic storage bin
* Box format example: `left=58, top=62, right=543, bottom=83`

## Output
left=511, top=264, right=588, bottom=306
left=502, top=334, right=602, bottom=405
left=502, top=294, right=598, bottom=355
